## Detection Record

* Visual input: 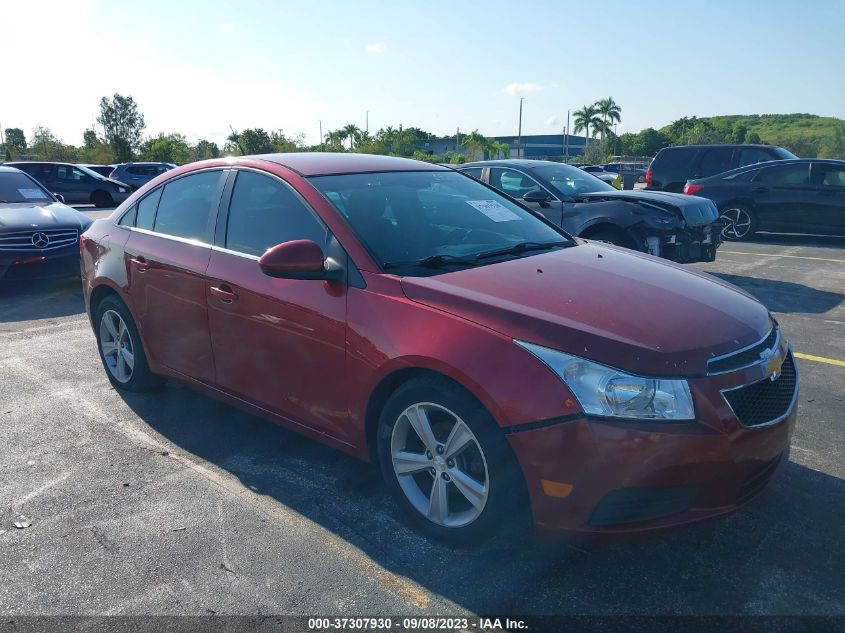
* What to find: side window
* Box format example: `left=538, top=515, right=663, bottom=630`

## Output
left=127, top=165, right=143, bottom=175
left=460, top=167, right=483, bottom=180
left=225, top=171, right=327, bottom=257
left=153, top=171, right=222, bottom=241
left=119, top=205, right=138, bottom=227
left=739, top=148, right=774, bottom=167
left=136, top=188, right=162, bottom=230
left=697, top=148, right=734, bottom=176
left=488, top=168, right=543, bottom=197
left=756, top=164, right=810, bottom=186
left=812, top=164, right=845, bottom=187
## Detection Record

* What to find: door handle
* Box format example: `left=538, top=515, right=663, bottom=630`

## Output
left=129, top=256, right=149, bottom=272
left=210, top=284, right=238, bottom=303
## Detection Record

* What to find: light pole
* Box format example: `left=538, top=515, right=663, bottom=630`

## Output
left=517, top=97, right=525, bottom=159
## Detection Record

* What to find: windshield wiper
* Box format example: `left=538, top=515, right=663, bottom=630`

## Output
left=472, top=240, right=571, bottom=261
left=383, top=253, right=479, bottom=270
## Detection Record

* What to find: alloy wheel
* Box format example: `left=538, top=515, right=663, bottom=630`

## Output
left=720, top=207, right=753, bottom=240
left=390, top=402, right=489, bottom=528
left=99, top=309, right=135, bottom=383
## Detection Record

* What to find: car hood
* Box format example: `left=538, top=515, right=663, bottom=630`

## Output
left=0, top=202, right=91, bottom=230
left=578, top=190, right=719, bottom=227
left=399, top=243, right=770, bottom=377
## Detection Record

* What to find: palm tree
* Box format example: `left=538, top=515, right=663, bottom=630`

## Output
left=594, top=97, right=622, bottom=143
left=342, top=124, right=362, bottom=150
left=573, top=104, right=600, bottom=147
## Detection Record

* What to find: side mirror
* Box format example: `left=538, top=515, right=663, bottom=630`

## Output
left=53, top=193, right=65, bottom=203
left=523, top=189, right=552, bottom=207
left=259, top=239, right=342, bottom=282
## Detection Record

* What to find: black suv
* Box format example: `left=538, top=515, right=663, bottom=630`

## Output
left=646, top=144, right=796, bottom=192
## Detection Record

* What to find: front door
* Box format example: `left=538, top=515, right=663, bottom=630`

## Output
left=205, top=169, right=350, bottom=441
left=752, top=163, right=812, bottom=232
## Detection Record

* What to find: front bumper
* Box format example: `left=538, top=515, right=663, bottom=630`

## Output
left=640, top=224, right=721, bottom=263
left=0, top=247, right=81, bottom=280
left=507, top=352, right=797, bottom=537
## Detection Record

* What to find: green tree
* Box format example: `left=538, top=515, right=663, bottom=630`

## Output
left=594, top=97, right=622, bottom=143
left=731, top=123, right=748, bottom=144
left=97, top=94, right=146, bottom=161
left=573, top=104, right=601, bottom=147
left=323, top=130, right=345, bottom=151
left=83, top=129, right=99, bottom=149
left=226, top=128, right=274, bottom=155
left=140, top=133, right=192, bottom=164
left=30, top=126, right=77, bottom=161
left=193, top=139, right=220, bottom=161
left=745, top=131, right=761, bottom=144
left=4, top=128, right=27, bottom=157
left=342, top=123, right=362, bottom=150
left=460, top=129, right=491, bottom=160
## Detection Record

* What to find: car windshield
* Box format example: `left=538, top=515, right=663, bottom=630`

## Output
left=0, top=171, right=54, bottom=204
left=532, top=163, right=616, bottom=197
left=309, top=170, right=572, bottom=276
left=75, top=164, right=108, bottom=180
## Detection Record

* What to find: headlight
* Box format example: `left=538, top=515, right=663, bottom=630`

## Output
left=515, top=340, right=695, bottom=421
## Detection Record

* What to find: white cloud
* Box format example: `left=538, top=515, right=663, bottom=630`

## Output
left=366, top=42, right=387, bottom=54
left=545, top=115, right=560, bottom=126
left=504, top=82, right=544, bottom=96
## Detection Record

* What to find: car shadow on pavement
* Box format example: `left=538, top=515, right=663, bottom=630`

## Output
left=0, top=278, right=85, bottom=323
left=710, top=273, right=844, bottom=314
left=118, top=381, right=845, bottom=615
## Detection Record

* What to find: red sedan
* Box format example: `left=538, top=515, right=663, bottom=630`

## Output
left=80, top=154, right=797, bottom=545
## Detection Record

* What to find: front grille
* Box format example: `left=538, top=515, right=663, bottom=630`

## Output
left=722, top=353, right=797, bottom=427
left=708, top=327, right=779, bottom=374
left=737, top=452, right=783, bottom=504
left=0, top=228, right=79, bottom=252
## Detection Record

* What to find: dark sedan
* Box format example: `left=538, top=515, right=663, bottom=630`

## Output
left=0, top=166, right=93, bottom=280
left=459, top=160, right=721, bottom=263
left=684, top=159, right=845, bottom=240
left=6, top=161, right=131, bottom=208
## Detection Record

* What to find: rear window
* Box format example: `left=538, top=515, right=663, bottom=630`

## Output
left=152, top=170, right=222, bottom=241
left=698, top=148, right=734, bottom=177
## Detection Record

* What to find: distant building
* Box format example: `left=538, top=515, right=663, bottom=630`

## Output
left=417, top=133, right=589, bottom=161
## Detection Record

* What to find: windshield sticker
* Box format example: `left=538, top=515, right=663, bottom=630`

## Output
left=18, top=188, right=49, bottom=199
left=465, top=199, right=522, bottom=222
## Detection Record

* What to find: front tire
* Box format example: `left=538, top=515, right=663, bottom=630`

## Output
left=92, top=190, right=114, bottom=208
left=376, top=376, right=530, bottom=546
left=94, top=295, right=163, bottom=392
left=719, top=204, right=757, bottom=241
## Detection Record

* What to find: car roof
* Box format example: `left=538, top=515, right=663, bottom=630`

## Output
left=660, top=144, right=778, bottom=151
left=0, top=165, right=25, bottom=173
left=458, top=159, right=561, bottom=170
left=253, top=152, right=450, bottom=176
left=703, top=158, right=844, bottom=179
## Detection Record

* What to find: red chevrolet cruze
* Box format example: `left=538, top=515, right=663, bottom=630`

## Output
left=81, top=154, right=797, bottom=545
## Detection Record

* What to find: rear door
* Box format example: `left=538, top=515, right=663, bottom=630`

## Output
left=124, top=168, right=226, bottom=381
left=751, top=163, right=812, bottom=232
left=205, top=168, right=350, bottom=440
left=809, top=162, right=845, bottom=235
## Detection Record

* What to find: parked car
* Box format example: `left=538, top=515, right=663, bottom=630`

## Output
left=5, top=161, right=131, bottom=208
left=684, top=158, right=845, bottom=240
left=80, top=164, right=117, bottom=178
left=0, top=166, right=93, bottom=280
left=459, top=159, right=721, bottom=262
left=109, top=162, right=175, bottom=190
left=81, top=153, right=796, bottom=545
left=603, top=162, right=648, bottom=183
left=646, top=144, right=796, bottom=192
left=578, top=164, right=618, bottom=184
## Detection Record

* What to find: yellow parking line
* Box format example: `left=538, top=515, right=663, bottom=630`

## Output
left=794, top=352, right=845, bottom=367
left=720, top=251, right=845, bottom=264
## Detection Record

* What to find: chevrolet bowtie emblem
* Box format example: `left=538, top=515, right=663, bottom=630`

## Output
left=760, top=348, right=782, bottom=381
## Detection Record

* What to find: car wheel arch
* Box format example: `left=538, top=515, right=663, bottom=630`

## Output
left=363, top=365, right=500, bottom=464
left=579, top=222, right=637, bottom=248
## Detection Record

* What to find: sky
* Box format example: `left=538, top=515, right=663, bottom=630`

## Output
left=2, top=0, right=844, bottom=148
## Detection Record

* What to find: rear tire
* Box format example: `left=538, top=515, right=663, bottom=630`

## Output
left=719, top=205, right=757, bottom=241
left=376, top=376, right=531, bottom=546
left=94, top=295, right=163, bottom=392
left=92, top=190, right=114, bottom=208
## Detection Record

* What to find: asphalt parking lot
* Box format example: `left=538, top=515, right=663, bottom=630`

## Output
left=1, top=226, right=843, bottom=618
